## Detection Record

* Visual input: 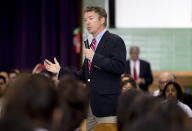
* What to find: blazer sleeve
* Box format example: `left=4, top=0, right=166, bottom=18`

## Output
left=58, top=63, right=86, bottom=82
left=143, top=62, right=153, bottom=86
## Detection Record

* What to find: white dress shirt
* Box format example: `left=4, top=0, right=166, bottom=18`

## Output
left=130, top=59, right=140, bottom=79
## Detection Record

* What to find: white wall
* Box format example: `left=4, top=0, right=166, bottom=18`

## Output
left=116, top=0, right=192, bottom=28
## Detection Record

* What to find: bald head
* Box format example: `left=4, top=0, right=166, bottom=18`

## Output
left=159, top=72, right=175, bottom=91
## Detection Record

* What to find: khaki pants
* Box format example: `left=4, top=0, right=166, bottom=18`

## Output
left=86, top=105, right=117, bottom=131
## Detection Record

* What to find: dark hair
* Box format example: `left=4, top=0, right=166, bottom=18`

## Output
left=123, top=102, right=187, bottom=131
left=117, top=89, right=143, bottom=131
left=118, top=92, right=161, bottom=131
left=163, top=81, right=182, bottom=100
left=121, top=79, right=137, bottom=89
left=84, top=6, right=107, bottom=27
left=7, top=69, right=19, bottom=77
left=0, top=75, right=6, bottom=84
left=0, top=113, right=34, bottom=131
left=56, top=75, right=89, bottom=131
left=3, top=73, right=57, bottom=128
left=121, top=74, right=132, bottom=79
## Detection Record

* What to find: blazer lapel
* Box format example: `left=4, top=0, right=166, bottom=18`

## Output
left=89, top=31, right=110, bottom=76
left=139, top=59, right=142, bottom=77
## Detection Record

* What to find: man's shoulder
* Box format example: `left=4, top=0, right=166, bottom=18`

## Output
left=104, top=30, right=124, bottom=41
left=139, top=59, right=150, bottom=65
left=126, top=59, right=130, bottom=63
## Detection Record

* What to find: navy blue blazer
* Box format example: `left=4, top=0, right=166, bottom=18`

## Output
left=124, top=59, right=153, bottom=91
left=59, top=31, right=126, bottom=117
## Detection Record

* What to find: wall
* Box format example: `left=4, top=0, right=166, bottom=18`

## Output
left=82, top=0, right=192, bottom=71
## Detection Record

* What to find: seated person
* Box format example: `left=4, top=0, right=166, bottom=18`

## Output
left=153, top=72, right=175, bottom=97
left=121, top=76, right=137, bottom=93
left=121, top=74, right=132, bottom=83
left=0, top=71, right=9, bottom=87
left=8, top=69, right=20, bottom=84
left=162, top=81, right=192, bottom=117
left=154, top=72, right=192, bottom=110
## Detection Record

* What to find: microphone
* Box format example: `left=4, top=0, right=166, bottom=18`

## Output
left=83, top=33, right=90, bottom=49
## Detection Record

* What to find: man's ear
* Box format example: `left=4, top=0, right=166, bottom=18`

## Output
left=100, top=17, right=105, bottom=25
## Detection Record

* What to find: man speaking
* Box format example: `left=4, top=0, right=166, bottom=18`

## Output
left=44, top=6, right=126, bottom=131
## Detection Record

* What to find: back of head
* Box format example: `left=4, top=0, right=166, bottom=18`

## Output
left=117, top=89, right=143, bottom=131
left=123, top=102, right=188, bottom=131
left=3, top=73, right=57, bottom=128
left=119, top=93, right=161, bottom=131
left=0, top=112, right=34, bottom=131
left=128, top=94, right=160, bottom=121
left=148, top=102, right=187, bottom=131
left=56, top=75, right=89, bottom=131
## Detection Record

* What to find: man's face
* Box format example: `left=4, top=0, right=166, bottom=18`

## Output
left=84, top=11, right=105, bottom=37
left=165, top=85, right=177, bottom=101
left=159, top=75, right=171, bottom=91
left=9, top=73, right=17, bottom=82
left=130, top=53, right=139, bottom=61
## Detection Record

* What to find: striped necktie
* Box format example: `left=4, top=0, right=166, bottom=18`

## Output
left=88, top=38, right=96, bottom=73
left=133, top=63, right=137, bottom=80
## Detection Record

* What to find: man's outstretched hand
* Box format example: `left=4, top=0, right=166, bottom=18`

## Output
left=44, top=57, right=61, bottom=74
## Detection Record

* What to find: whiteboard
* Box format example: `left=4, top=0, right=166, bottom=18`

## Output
left=116, top=0, right=192, bottom=28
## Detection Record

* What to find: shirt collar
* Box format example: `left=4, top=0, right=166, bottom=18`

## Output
left=93, top=29, right=107, bottom=49
left=130, top=59, right=139, bottom=64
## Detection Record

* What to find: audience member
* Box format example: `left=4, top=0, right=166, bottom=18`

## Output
left=153, top=72, right=175, bottom=97
left=0, top=75, right=7, bottom=117
left=154, top=72, right=192, bottom=110
left=53, top=75, right=89, bottom=131
left=7, top=69, right=20, bottom=83
left=0, top=75, right=6, bottom=97
left=121, top=74, right=132, bottom=83
left=2, top=73, right=57, bottom=131
left=121, top=77, right=137, bottom=92
left=0, top=71, right=9, bottom=87
left=162, top=81, right=192, bottom=117
left=117, top=89, right=149, bottom=131
left=124, top=46, right=153, bottom=91
left=0, top=113, right=34, bottom=131
left=123, top=102, right=189, bottom=131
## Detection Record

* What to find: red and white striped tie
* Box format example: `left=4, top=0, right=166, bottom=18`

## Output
left=88, top=38, right=96, bottom=73
left=133, top=63, right=137, bottom=80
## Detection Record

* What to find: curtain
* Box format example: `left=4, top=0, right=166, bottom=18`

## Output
left=0, top=0, right=81, bottom=70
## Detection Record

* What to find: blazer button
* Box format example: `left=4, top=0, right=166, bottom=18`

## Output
left=88, top=79, right=90, bottom=82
